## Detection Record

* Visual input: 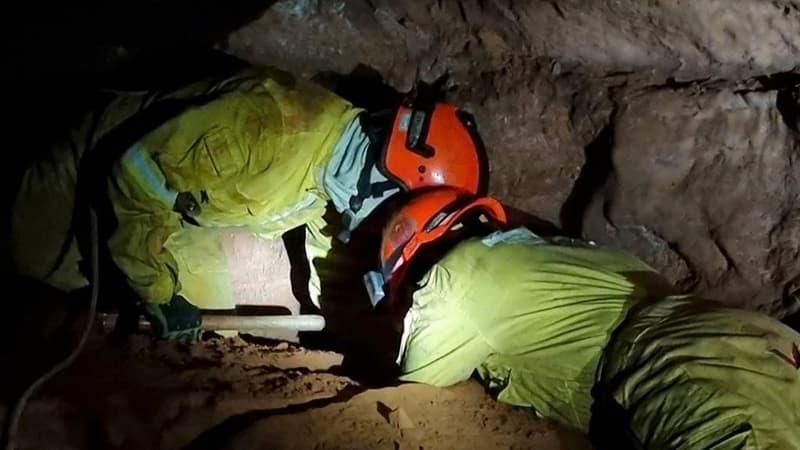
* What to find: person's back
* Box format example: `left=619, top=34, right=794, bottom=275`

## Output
left=375, top=190, right=800, bottom=447
left=10, top=66, right=362, bottom=340
left=593, top=296, right=800, bottom=449
left=397, top=228, right=675, bottom=431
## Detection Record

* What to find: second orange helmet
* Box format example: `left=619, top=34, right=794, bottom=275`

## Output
left=379, top=101, right=486, bottom=195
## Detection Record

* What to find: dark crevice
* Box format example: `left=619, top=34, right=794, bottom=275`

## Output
left=663, top=76, right=709, bottom=90
left=754, top=71, right=800, bottom=91
left=748, top=72, right=800, bottom=132
left=639, top=76, right=712, bottom=94
left=666, top=242, right=701, bottom=292
left=560, top=112, right=617, bottom=238
left=784, top=311, right=800, bottom=332
left=781, top=275, right=800, bottom=331
left=548, top=1, right=567, bottom=19
left=776, top=88, right=800, bottom=132
left=182, top=384, right=369, bottom=450
left=457, top=1, right=468, bottom=23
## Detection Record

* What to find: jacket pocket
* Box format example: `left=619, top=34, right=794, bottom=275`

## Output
left=192, top=126, right=245, bottom=179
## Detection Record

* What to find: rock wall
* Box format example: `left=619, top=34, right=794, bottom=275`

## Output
left=585, top=83, right=800, bottom=314
left=226, top=0, right=800, bottom=86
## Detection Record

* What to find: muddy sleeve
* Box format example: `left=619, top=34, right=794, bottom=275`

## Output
left=398, top=264, right=493, bottom=386
left=107, top=145, right=183, bottom=305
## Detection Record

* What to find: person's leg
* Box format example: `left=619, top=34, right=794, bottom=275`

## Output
left=595, top=298, right=800, bottom=449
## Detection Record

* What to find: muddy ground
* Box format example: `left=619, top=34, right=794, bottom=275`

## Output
left=1, top=333, right=590, bottom=450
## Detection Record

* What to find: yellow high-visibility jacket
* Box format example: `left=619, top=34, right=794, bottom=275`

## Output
left=398, top=228, right=800, bottom=447
left=595, top=297, right=800, bottom=449
left=12, top=67, right=361, bottom=305
left=397, top=228, right=672, bottom=430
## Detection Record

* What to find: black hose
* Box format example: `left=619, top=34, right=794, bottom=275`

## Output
left=3, top=207, right=100, bottom=450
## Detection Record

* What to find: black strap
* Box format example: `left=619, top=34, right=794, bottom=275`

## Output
left=347, top=138, right=378, bottom=214
left=347, top=113, right=399, bottom=215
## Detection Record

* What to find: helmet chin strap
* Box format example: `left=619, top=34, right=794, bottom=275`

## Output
left=363, top=270, right=387, bottom=307
left=338, top=113, right=401, bottom=243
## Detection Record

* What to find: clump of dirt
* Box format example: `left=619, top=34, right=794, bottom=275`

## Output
left=2, top=335, right=589, bottom=450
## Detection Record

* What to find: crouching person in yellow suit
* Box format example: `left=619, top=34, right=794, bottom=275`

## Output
left=365, top=187, right=800, bottom=449
left=10, top=65, right=488, bottom=340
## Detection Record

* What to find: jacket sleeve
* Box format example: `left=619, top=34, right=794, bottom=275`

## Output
left=398, top=264, right=493, bottom=386
left=107, top=145, right=183, bottom=304
left=104, top=68, right=357, bottom=305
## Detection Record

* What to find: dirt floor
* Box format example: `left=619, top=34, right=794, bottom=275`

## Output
left=1, top=333, right=590, bottom=450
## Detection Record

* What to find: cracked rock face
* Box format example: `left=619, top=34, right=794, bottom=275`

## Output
left=585, top=84, right=800, bottom=316
left=226, top=0, right=800, bottom=84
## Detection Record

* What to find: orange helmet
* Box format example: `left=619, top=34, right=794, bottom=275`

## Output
left=379, top=100, right=486, bottom=195
left=363, top=187, right=507, bottom=307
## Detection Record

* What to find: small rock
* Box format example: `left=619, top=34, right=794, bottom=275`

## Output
left=389, top=407, right=415, bottom=430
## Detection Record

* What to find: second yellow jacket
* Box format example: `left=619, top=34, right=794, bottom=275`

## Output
left=108, top=67, right=362, bottom=304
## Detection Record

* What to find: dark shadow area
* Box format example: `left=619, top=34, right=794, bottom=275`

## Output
left=3, top=0, right=276, bottom=172
left=0, top=275, right=97, bottom=450
left=2, top=0, right=276, bottom=277
left=0, top=277, right=84, bottom=402
left=182, top=384, right=369, bottom=450
left=776, top=88, right=800, bottom=132
left=588, top=395, right=638, bottom=450
left=231, top=305, right=293, bottom=316
left=754, top=72, right=800, bottom=131
left=784, top=311, right=800, bottom=332
left=505, top=205, right=563, bottom=237
left=560, top=121, right=616, bottom=238
left=282, top=226, right=315, bottom=312
left=781, top=275, right=800, bottom=332
left=313, top=64, right=404, bottom=113
left=287, top=205, right=402, bottom=386
left=1, top=0, right=276, bottom=82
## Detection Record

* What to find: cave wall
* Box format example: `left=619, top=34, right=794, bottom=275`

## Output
left=224, top=0, right=800, bottom=315
left=585, top=84, right=800, bottom=315
left=225, top=0, right=800, bottom=86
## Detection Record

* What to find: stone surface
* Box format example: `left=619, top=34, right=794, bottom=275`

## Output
left=226, top=0, right=800, bottom=84
left=455, top=67, right=614, bottom=225
left=584, top=84, right=800, bottom=316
